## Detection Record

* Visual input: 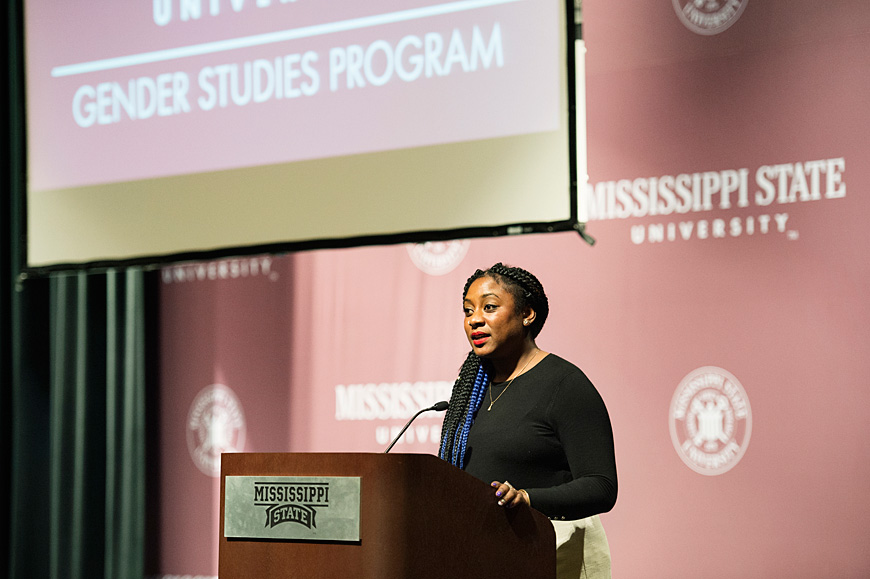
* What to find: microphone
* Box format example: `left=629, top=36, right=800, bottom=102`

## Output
left=383, top=401, right=449, bottom=453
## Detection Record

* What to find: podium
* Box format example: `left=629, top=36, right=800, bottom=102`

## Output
left=219, top=452, right=556, bottom=578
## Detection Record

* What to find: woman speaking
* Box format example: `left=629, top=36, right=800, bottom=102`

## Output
left=439, top=263, right=617, bottom=579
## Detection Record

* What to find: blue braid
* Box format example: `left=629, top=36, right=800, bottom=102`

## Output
left=439, top=420, right=454, bottom=463
left=448, top=364, right=490, bottom=468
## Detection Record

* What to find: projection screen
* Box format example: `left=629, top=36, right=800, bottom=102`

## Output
left=24, top=0, right=577, bottom=271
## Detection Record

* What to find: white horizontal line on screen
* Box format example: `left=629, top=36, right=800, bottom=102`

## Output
left=50, top=0, right=522, bottom=78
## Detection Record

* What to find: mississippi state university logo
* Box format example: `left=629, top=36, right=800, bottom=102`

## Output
left=669, top=366, right=751, bottom=475
left=254, top=482, right=329, bottom=530
left=224, top=475, right=360, bottom=541
left=672, top=0, right=749, bottom=35
left=406, top=240, right=470, bottom=276
left=186, top=384, right=247, bottom=477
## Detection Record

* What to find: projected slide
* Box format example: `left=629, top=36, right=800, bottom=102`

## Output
left=25, top=0, right=572, bottom=268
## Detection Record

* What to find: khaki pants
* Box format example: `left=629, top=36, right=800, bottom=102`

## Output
left=552, top=515, right=611, bottom=579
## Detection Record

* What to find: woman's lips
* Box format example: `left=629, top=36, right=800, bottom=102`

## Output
left=471, top=333, right=489, bottom=346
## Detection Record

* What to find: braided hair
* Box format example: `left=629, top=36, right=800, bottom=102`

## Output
left=439, top=263, right=549, bottom=468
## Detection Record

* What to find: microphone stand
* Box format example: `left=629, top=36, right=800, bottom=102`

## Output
left=383, top=401, right=449, bottom=453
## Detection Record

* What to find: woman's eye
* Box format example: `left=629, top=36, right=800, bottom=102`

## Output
left=484, top=304, right=497, bottom=311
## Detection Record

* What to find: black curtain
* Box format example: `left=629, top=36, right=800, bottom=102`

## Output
left=45, top=271, right=148, bottom=579
left=8, top=271, right=151, bottom=579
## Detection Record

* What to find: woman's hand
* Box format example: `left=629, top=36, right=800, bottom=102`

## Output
left=491, top=480, right=530, bottom=508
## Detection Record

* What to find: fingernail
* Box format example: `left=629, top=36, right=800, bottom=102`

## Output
left=498, top=500, right=504, bottom=506
left=491, top=482, right=498, bottom=487
left=496, top=491, right=502, bottom=497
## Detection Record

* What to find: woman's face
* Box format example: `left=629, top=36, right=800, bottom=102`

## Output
left=463, top=276, right=530, bottom=360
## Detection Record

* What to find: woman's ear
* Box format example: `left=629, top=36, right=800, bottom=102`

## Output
left=522, top=308, right=536, bottom=328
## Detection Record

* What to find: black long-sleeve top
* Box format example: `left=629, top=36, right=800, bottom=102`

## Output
left=463, top=354, right=617, bottom=520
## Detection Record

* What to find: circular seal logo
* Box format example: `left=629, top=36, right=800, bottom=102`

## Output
left=669, top=366, right=751, bottom=475
left=672, top=0, right=749, bottom=35
left=186, top=384, right=247, bottom=477
left=406, top=240, right=471, bottom=276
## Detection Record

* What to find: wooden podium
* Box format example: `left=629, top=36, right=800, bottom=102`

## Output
left=219, top=453, right=556, bottom=578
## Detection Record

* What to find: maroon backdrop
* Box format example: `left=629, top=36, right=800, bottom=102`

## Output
left=153, top=1, right=870, bottom=577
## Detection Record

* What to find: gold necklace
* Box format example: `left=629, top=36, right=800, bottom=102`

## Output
left=487, top=350, right=538, bottom=411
